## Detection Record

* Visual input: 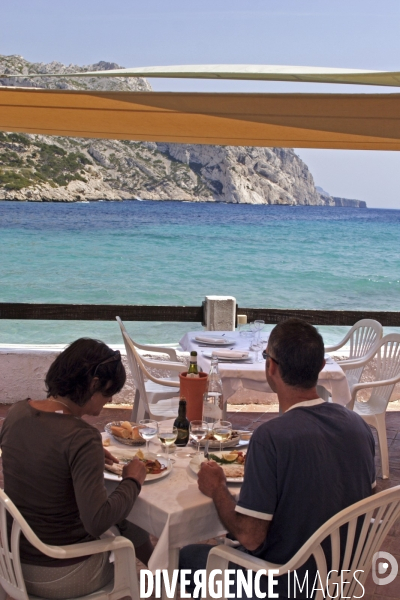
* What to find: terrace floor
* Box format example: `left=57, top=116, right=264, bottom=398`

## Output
left=1, top=402, right=399, bottom=599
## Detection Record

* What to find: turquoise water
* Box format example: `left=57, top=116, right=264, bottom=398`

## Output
left=0, top=201, right=399, bottom=345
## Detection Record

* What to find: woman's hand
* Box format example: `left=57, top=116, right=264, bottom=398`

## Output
left=123, top=458, right=147, bottom=485
left=104, top=448, right=119, bottom=465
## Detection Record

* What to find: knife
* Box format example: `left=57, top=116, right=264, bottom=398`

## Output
left=204, top=439, right=210, bottom=460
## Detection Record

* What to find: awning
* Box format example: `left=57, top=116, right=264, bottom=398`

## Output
left=7, top=64, right=400, bottom=88
left=1, top=86, right=400, bottom=150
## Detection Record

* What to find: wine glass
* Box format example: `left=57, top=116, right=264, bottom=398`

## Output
left=157, top=423, right=177, bottom=464
left=212, top=420, right=232, bottom=453
left=189, top=420, right=208, bottom=456
left=138, top=419, right=158, bottom=456
left=254, top=319, right=265, bottom=343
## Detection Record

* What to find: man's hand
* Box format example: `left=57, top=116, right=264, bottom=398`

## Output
left=198, top=460, right=227, bottom=498
left=123, top=458, right=147, bottom=486
left=104, top=448, right=119, bottom=465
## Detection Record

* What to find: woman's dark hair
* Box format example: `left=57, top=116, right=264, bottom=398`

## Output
left=45, top=338, right=126, bottom=406
left=268, top=318, right=324, bottom=389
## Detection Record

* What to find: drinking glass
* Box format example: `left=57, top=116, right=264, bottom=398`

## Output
left=189, top=420, right=208, bottom=456
left=157, top=423, right=177, bottom=463
left=138, top=419, right=158, bottom=456
left=212, top=420, right=232, bottom=453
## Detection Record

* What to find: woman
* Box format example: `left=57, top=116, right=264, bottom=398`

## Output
left=0, top=338, right=152, bottom=599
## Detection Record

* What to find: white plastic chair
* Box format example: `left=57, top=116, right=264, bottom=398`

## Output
left=118, top=321, right=185, bottom=422
left=116, top=316, right=181, bottom=361
left=205, top=485, right=400, bottom=600
left=325, top=319, right=383, bottom=389
left=0, top=488, right=139, bottom=600
left=346, top=333, right=400, bottom=479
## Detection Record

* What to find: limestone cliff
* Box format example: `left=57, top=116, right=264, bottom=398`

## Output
left=0, top=55, right=366, bottom=207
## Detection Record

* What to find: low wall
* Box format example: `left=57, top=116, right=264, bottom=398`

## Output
left=0, top=344, right=274, bottom=405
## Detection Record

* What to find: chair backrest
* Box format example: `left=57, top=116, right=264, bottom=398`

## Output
left=282, top=485, right=400, bottom=600
left=369, top=333, right=400, bottom=411
left=117, top=326, right=152, bottom=416
left=346, top=319, right=383, bottom=360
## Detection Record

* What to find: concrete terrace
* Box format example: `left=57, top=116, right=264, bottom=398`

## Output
left=1, top=402, right=400, bottom=599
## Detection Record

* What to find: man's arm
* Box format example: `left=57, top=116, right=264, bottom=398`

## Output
left=198, top=461, right=270, bottom=551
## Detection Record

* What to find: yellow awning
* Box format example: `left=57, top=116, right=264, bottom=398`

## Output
left=1, top=86, right=400, bottom=150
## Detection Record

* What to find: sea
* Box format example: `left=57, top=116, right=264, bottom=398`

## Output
left=0, top=200, right=399, bottom=346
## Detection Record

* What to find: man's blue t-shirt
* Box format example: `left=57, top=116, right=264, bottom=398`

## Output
left=236, top=400, right=375, bottom=598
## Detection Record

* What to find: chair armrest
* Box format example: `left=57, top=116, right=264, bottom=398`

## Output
left=207, top=544, right=284, bottom=575
left=325, top=343, right=343, bottom=352
left=132, top=342, right=179, bottom=361
left=13, top=526, right=134, bottom=561
left=140, top=355, right=187, bottom=374
left=348, top=374, right=400, bottom=409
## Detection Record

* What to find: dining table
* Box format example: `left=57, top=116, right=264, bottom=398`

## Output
left=179, top=330, right=351, bottom=405
left=103, top=425, right=244, bottom=600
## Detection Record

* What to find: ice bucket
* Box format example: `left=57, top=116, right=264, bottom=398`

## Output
left=179, top=372, right=208, bottom=421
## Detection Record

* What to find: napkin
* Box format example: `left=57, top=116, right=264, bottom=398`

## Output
left=211, top=350, right=249, bottom=359
left=195, top=335, right=227, bottom=344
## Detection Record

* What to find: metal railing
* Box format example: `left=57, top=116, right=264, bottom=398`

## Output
left=0, top=303, right=399, bottom=327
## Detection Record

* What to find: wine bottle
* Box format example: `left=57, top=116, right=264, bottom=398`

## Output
left=202, top=357, right=224, bottom=426
left=174, top=399, right=190, bottom=446
left=187, top=351, right=200, bottom=378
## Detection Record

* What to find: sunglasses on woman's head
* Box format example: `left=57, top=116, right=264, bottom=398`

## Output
left=93, top=350, right=121, bottom=377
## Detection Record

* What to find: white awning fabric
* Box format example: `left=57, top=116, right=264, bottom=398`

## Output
left=1, top=86, right=400, bottom=150
left=8, top=64, right=400, bottom=88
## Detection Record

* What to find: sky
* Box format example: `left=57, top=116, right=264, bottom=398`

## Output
left=2, top=0, right=400, bottom=208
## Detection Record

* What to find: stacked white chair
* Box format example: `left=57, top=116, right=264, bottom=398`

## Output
left=116, top=317, right=185, bottom=421
left=346, top=333, right=400, bottom=479
left=325, top=319, right=383, bottom=389
left=0, top=488, right=140, bottom=600
left=205, top=485, right=400, bottom=600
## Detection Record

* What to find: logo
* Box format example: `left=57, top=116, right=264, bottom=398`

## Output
left=372, top=551, right=398, bottom=586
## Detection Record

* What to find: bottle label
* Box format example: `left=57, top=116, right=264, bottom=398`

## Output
left=175, top=428, right=189, bottom=446
left=186, top=373, right=200, bottom=378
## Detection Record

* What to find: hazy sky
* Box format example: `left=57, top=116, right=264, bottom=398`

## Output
left=3, top=0, right=400, bottom=208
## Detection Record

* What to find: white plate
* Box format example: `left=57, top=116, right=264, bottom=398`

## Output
left=191, top=434, right=241, bottom=449
left=104, top=455, right=172, bottom=483
left=192, top=337, right=236, bottom=346
left=201, top=351, right=251, bottom=362
left=189, top=452, right=246, bottom=483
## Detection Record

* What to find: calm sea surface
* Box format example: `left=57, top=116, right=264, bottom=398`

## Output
left=0, top=201, right=399, bottom=345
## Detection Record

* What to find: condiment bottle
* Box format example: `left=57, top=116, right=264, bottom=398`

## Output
left=173, top=399, right=190, bottom=446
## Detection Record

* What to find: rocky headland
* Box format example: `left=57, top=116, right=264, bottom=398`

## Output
left=0, top=55, right=366, bottom=207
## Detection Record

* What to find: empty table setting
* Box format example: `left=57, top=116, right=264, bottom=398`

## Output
left=179, top=330, right=351, bottom=405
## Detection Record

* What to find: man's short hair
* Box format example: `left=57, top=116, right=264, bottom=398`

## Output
left=268, top=318, right=324, bottom=389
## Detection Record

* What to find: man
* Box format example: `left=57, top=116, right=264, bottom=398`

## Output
left=180, top=318, right=375, bottom=599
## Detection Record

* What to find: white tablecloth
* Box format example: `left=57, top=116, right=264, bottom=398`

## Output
left=179, top=331, right=351, bottom=405
left=103, top=431, right=239, bottom=575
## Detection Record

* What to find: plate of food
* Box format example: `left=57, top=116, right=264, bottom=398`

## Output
left=189, top=450, right=246, bottom=483
left=104, top=449, right=171, bottom=482
left=191, top=430, right=241, bottom=449
left=192, top=335, right=236, bottom=346
left=104, top=421, right=145, bottom=446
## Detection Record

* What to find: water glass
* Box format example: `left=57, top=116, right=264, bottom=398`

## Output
left=189, top=420, right=208, bottom=455
left=157, top=424, right=177, bottom=463
left=138, top=419, right=158, bottom=456
left=212, top=420, right=232, bottom=453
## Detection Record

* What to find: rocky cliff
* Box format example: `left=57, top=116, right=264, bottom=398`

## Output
left=0, top=55, right=366, bottom=207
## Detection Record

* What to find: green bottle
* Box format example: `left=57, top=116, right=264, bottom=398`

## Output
left=174, top=399, right=190, bottom=446
left=187, top=351, right=199, bottom=378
